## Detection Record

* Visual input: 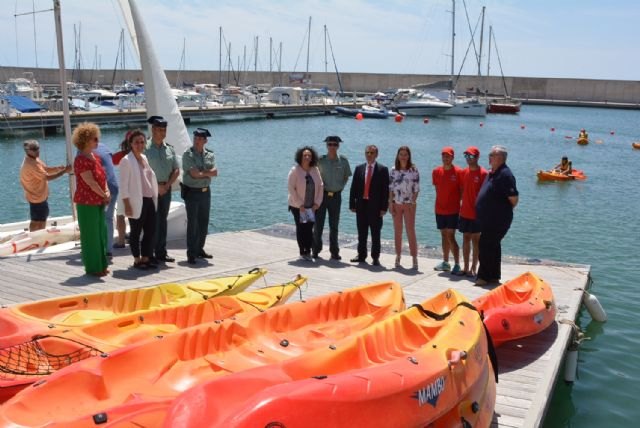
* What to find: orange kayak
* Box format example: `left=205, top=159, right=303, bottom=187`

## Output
left=163, top=289, right=494, bottom=428
left=0, top=268, right=266, bottom=350
left=576, top=137, right=589, bottom=145
left=0, top=276, right=305, bottom=403
left=0, top=281, right=405, bottom=428
left=472, top=271, right=556, bottom=346
left=537, top=169, right=586, bottom=181
left=430, top=355, right=497, bottom=428
left=632, top=142, right=640, bottom=150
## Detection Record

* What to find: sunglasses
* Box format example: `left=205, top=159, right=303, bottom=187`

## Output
left=327, top=142, right=339, bottom=147
left=464, top=154, right=477, bottom=159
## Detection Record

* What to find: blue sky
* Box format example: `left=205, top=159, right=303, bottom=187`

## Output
left=1, top=0, right=639, bottom=81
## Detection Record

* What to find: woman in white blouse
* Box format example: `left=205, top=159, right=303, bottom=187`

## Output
left=389, top=146, right=420, bottom=269
left=119, top=130, right=158, bottom=269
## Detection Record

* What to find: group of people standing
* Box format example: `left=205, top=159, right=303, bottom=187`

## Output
left=19, top=116, right=217, bottom=277
left=287, top=138, right=519, bottom=286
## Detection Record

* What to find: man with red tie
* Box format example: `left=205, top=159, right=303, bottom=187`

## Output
left=349, top=145, right=389, bottom=266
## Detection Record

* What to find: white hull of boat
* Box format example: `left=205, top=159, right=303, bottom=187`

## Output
left=395, top=102, right=452, bottom=116
left=0, top=201, right=187, bottom=257
left=442, top=99, right=487, bottom=117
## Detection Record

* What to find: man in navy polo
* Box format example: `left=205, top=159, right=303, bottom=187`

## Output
left=475, top=145, right=519, bottom=286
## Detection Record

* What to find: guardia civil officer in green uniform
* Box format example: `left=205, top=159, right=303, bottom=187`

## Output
left=312, top=135, right=352, bottom=260
left=145, top=115, right=179, bottom=263
left=182, top=128, right=217, bottom=265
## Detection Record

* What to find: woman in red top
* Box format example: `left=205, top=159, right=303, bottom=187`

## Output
left=72, top=122, right=110, bottom=277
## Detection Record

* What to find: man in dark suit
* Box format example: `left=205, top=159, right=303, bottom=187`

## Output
left=349, top=145, right=389, bottom=266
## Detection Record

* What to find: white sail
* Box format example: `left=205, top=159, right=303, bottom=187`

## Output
left=127, top=0, right=192, bottom=159
left=117, top=0, right=139, bottom=59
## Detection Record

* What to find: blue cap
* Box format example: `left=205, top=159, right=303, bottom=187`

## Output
left=193, top=128, right=212, bottom=138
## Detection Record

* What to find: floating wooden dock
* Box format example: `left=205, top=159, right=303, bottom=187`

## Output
left=0, top=225, right=590, bottom=428
left=0, top=103, right=335, bottom=134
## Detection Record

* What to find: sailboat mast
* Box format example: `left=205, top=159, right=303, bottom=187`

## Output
left=486, top=25, right=492, bottom=76
left=477, top=6, right=485, bottom=76
left=450, top=0, right=455, bottom=87
left=324, top=25, right=328, bottom=73
left=53, top=0, right=75, bottom=212
left=305, top=16, right=311, bottom=77
left=218, top=27, right=222, bottom=88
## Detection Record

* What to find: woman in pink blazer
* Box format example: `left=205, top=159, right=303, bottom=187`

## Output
left=287, top=146, right=323, bottom=261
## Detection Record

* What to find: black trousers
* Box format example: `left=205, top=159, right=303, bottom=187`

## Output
left=290, top=206, right=314, bottom=256
left=154, top=191, right=172, bottom=258
left=356, top=200, right=383, bottom=260
left=477, top=227, right=509, bottom=281
left=128, top=197, right=156, bottom=258
left=185, top=189, right=211, bottom=259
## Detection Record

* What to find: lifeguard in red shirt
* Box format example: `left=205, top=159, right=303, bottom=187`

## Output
left=458, top=146, right=488, bottom=277
left=432, top=146, right=462, bottom=274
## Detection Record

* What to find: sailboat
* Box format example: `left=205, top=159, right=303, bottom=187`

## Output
left=0, top=0, right=187, bottom=257
left=428, top=0, right=487, bottom=117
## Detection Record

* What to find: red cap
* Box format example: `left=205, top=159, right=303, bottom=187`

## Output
left=464, top=146, right=480, bottom=156
left=441, top=146, right=454, bottom=156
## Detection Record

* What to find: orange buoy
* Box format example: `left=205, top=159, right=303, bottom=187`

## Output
left=520, top=124, right=525, bottom=129
left=355, top=112, right=364, bottom=120
left=394, top=114, right=403, bottom=123
left=423, top=118, right=429, bottom=124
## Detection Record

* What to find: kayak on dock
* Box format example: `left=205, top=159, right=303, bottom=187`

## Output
left=163, top=288, right=495, bottom=428
left=472, top=271, right=557, bottom=347
left=0, top=268, right=267, bottom=350
left=0, top=277, right=304, bottom=403
left=0, top=282, right=405, bottom=427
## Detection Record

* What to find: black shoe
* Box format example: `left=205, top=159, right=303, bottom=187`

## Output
left=133, top=261, right=149, bottom=270
left=312, top=252, right=319, bottom=259
left=372, top=259, right=381, bottom=266
left=187, top=257, right=197, bottom=265
left=330, top=254, right=342, bottom=261
left=148, top=257, right=159, bottom=266
left=350, top=256, right=365, bottom=263
left=156, top=255, right=175, bottom=263
left=198, top=251, right=213, bottom=259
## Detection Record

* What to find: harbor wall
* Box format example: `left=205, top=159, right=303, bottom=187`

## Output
left=2, top=66, right=639, bottom=105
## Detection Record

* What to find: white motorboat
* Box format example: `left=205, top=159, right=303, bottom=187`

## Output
left=393, top=91, right=452, bottom=116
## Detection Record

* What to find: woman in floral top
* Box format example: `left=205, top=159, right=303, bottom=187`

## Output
left=389, top=146, right=420, bottom=269
left=72, top=122, right=110, bottom=277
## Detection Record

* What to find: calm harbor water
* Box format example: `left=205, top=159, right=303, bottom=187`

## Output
left=1, top=104, right=639, bottom=426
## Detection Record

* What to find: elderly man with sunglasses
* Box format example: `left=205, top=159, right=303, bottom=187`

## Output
left=19, top=139, right=71, bottom=232
left=475, top=145, right=519, bottom=286
left=312, top=136, right=352, bottom=260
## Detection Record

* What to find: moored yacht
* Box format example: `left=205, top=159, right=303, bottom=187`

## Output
left=391, top=90, right=453, bottom=116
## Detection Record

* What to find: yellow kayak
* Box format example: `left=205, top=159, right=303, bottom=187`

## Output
left=0, top=275, right=304, bottom=403
left=0, top=268, right=267, bottom=350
